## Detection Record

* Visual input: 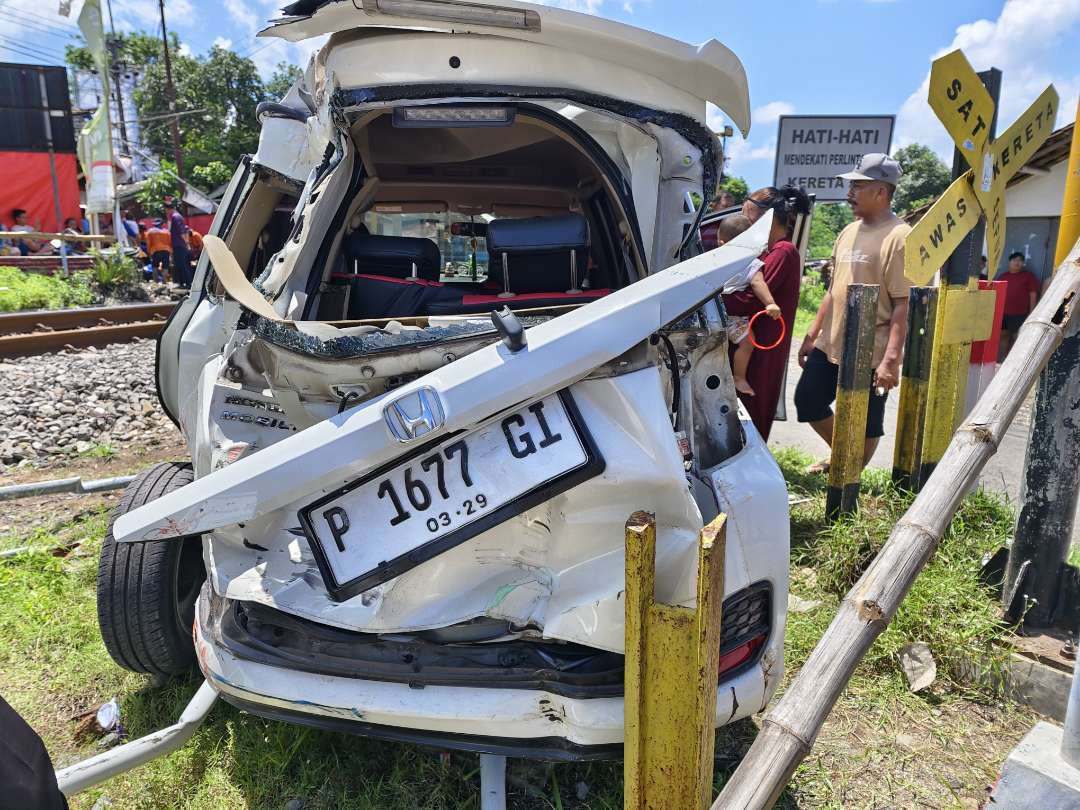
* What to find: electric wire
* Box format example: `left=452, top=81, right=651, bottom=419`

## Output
left=0, top=2, right=81, bottom=34
left=0, top=34, right=67, bottom=63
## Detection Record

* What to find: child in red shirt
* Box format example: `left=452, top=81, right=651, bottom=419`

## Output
left=996, top=251, right=1039, bottom=360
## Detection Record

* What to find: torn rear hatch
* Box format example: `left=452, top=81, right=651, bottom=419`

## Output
left=259, top=0, right=750, bottom=133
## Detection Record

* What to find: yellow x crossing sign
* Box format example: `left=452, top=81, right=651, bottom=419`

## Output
left=905, top=50, right=1059, bottom=284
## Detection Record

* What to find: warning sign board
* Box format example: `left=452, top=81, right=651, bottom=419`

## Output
left=772, top=115, right=894, bottom=202
left=905, top=49, right=1059, bottom=283
left=904, top=171, right=981, bottom=285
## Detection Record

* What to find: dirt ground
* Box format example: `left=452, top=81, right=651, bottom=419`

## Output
left=0, top=439, right=186, bottom=546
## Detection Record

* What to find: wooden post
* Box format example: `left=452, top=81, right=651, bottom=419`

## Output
left=624, top=511, right=726, bottom=810
left=892, top=287, right=937, bottom=490
left=712, top=246, right=1080, bottom=810
left=1002, top=100, right=1080, bottom=626
left=826, top=284, right=879, bottom=518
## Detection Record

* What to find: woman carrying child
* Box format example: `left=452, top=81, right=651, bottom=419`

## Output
left=721, top=185, right=811, bottom=440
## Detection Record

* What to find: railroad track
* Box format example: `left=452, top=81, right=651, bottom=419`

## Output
left=0, top=302, right=177, bottom=358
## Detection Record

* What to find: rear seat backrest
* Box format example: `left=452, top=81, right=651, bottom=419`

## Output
left=343, top=230, right=442, bottom=281
left=486, top=214, right=589, bottom=295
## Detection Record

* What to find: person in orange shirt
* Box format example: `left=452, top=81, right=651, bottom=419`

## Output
left=188, top=229, right=204, bottom=261
left=145, top=219, right=173, bottom=284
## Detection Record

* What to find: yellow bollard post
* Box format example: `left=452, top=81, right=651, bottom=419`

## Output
left=892, top=287, right=937, bottom=490
left=624, top=511, right=726, bottom=810
left=916, top=284, right=997, bottom=487
left=1055, top=99, right=1080, bottom=268
left=826, top=283, right=880, bottom=519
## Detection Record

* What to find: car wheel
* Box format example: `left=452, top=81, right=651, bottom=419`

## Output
left=97, top=461, right=206, bottom=676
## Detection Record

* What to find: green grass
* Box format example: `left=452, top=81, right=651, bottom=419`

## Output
left=775, top=446, right=1015, bottom=682
left=0, top=455, right=1023, bottom=808
left=0, top=265, right=97, bottom=312
left=77, top=443, right=117, bottom=460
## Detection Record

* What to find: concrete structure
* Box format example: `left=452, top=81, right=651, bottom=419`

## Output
left=1000, top=123, right=1074, bottom=283
left=990, top=722, right=1080, bottom=808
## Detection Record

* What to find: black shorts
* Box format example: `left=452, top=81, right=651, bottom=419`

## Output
left=151, top=250, right=171, bottom=270
left=1001, top=313, right=1026, bottom=332
left=794, top=348, right=887, bottom=439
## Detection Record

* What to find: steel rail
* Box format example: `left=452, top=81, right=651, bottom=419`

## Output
left=0, top=303, right=175, bottom=335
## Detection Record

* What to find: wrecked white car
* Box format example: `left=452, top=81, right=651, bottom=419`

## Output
left=97, top=0, right=792, bottom=758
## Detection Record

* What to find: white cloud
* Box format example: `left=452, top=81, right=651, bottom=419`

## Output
left=895, top=0, right=1080, bottom=162
left=213, top=37, right=234, bottom=51
left=708, top=100, right=792, bottom=176
left=752, top=100, right=796, bottom=127
left=114, top=0, right=195, bottom=30
left=225, top=0, right=260, bottom=34
left=248, top=33, right=326, bottom=79
left=177, top=42, right=194, bottom=58
left=726, top=136, right=779, bottom=164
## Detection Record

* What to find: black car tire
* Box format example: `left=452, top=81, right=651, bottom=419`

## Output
left=97, top=461, right=207, bottom=676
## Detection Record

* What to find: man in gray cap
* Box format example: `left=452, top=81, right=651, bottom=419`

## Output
left=794, top=152, right=912, bottom=472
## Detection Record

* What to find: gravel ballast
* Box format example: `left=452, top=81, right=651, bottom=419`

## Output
left=0, top=339, right=181, bottom=468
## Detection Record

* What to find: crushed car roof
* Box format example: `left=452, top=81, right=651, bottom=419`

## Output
left=259, top=0, right=751, bottom=135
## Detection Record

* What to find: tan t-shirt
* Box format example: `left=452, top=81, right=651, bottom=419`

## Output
left=817, top=214, right=912, bottom=367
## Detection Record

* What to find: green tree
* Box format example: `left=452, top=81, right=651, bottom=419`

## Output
left=136, top=45, right=265, bottom=175
left=136, top=159, right=183, bottom=218
left=265, top=62, right=304, bottom=101
left=66, top=34, right=294, bottom=182
left=716, top=175, right=749, bottom=203
left=191, top=160, right=234, bottom=189
left=892, top=143, right=951, bottom=214
left=808, top=203, right=854, bottom=259
left=65, top=31, right=166, bottom=72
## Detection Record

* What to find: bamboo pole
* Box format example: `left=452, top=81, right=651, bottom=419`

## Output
left=713, top=239, right=1080, bottom=810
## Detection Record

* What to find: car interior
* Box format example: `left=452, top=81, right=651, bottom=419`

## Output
left=300, top=107, right=641, bottom=322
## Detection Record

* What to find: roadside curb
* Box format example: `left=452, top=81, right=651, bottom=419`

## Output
left=961, top=652, right=1073, bottom=721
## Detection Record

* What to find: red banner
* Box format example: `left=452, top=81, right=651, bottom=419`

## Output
left=0, top=151, right=81, bottom=231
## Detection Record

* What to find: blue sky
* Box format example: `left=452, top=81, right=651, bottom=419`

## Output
left=6, top=0, right=1079, bottom=190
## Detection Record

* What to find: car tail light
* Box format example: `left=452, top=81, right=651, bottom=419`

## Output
left=716, top=582, right=771, bottom=681
left=394, top=106, right=516, bottom=128
left=718, top=635, right=766, bottom=679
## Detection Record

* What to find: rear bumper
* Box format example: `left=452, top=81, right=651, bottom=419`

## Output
left=194, top=587, right=777, bottom=757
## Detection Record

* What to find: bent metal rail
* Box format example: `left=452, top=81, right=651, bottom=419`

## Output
left=0, top=303, right=176, bottom=358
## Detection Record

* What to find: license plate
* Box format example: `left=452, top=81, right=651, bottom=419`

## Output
left=299, top=391, right=603, bottom=602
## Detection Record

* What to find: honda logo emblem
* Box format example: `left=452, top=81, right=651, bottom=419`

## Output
left=384, top=386, right=445, bottom=442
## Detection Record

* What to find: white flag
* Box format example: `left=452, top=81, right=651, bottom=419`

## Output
left=76, top=0, right=114, bottom=214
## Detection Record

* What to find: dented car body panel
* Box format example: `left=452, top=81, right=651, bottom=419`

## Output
left=138, top=1, right=789, bottom=754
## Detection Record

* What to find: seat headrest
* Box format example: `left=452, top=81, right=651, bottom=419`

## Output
left=487, top=214, right=588, bottom=255
left=344, top=231, right=441, bottom=281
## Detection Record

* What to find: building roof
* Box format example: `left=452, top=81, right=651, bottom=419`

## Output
left=1006, top=121, right=1073, bottom=187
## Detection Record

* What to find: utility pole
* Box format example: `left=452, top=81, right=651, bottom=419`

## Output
left=157, top=0, right=184, bottom=181
left=104, top=0, right=130, bottom=158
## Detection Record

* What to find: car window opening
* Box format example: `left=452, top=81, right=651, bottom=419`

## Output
left=308, top=106, right=642, bottom=324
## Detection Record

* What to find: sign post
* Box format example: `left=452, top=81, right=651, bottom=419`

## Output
left=773, top=116, right=894, bottom=201
left=902, top=50, right=1059, bottom=486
